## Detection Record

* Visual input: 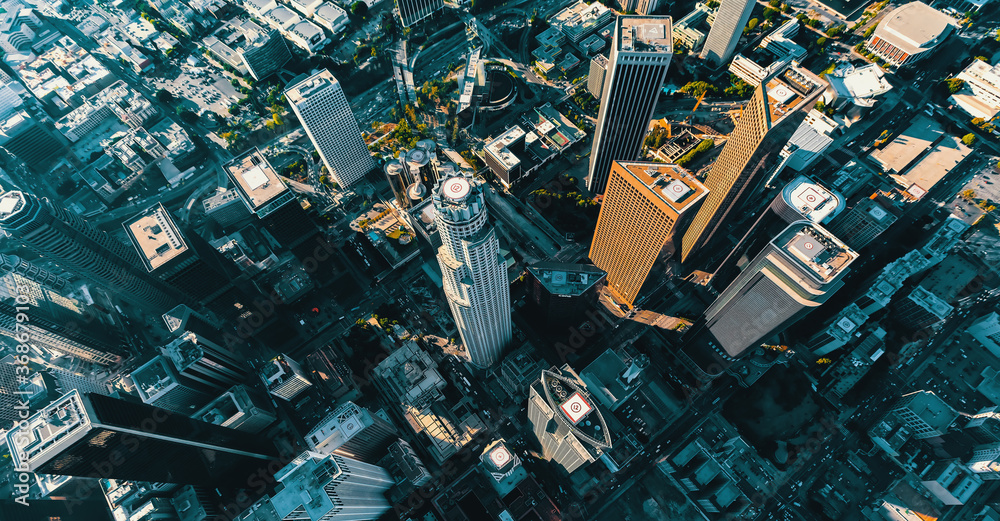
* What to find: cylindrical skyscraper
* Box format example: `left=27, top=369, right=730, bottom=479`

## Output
left=433, top=174, right=511, bottom=368
left=0, top=191, right=179, bottom=312
left=384, top=159, right=410, bottom=209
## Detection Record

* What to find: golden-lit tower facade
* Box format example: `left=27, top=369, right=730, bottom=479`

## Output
left=679, top=63, right=824, bottom=264
left=589, top=161, right=708, bottom=307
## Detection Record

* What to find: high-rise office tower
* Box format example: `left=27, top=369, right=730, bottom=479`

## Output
left=0, top=191, right=179, bottom=311
left=124, top=204, right=249, bottom=319
left=617, top=0, right=663, bottom=15
left=0, top=262, right=128, bottom=366
left=233, top=451, right=393, bottom=521
left=588, top=16, right=672, bottom=195
left=261, top=353, right=313, bottom=401
left=223, top=149, right=319, bottom=251
left=700, top=0, right=754, bottom=67
left=396, top=0, right=443, bottom=27
left=527, top=365, right=612, bottom=475
left=680, top=64, right=824, bottom=263
left=161, top=331, right=249, bottom=391
left=703, top=220, right=857, bottom=357
left=587, top=54, right=608, bottom=99
left=433, top=174, right=511, bottom=368
left=285, top=70, right=375, bottom=188
left=828, top=193, right=901, bottom=250
left=0, top=253, right=69, bottom=291
left=130, top=355, right=215, bottom=413
left=589, top=161, right=708, bottom=307
left=194, top=384, right=278, bottom=434
left=7, top=390, right=278, bottom=485
left=305, top=401, right=397, bottom=462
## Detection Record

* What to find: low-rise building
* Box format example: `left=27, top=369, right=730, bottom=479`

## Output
left=550, top=0, right=613, bottom=43
left=865, top=1, right=954, bottom=67
left=950, top=59, right=1000, bottom=120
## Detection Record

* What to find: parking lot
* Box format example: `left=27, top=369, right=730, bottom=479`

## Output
left=150, top=63, right=241, bottom=118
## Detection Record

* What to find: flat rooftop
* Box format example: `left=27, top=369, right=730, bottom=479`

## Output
left=615, top=161, right=709, bottom=214
left=485, top=126, right=526, bottom=170
left=527, top=262, right=606, bottom=297
left=765, top=65, right=824, bottom=125
left=871, top=115, right=945, bottom=174
left=780, top=175, right=845, bottom=224
left=284, top=68, right=339, bottom=105
left=131, top=356, right=181, bottom=402
left=618, top=16, right=672, bottom=54
left=773, top=221, right=857, bottom=283
left=7, top=390, right=91, bottom=470
left=892, top=135, right=972, bottom=196
left=0, top=191, right=28, bottom=221
left=124, top=204, right=189, bottom=271
left=223, top=149, right=289, bottom=212
left=896, top=391, right=957, bottom=430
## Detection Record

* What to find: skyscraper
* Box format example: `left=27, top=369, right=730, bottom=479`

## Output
left=703, top=220, right=857, bottom=357
left=433, top=174, right=511, bottom=368
left=0, top=261, right=128, bottom=366
left=7, top=390, right=278, bottom=485
left=131, top=355, right=214, bottom=413
left=395, top=0, right=443, bottom=27
left=223, top=149, right=320, bottom=251
left=828, top=193, right=901, bottom=250
left=589, top=161, right=708, bottom=307
left=588, top=16, right=672, bottom=194
left=161, top=331, right=250, bottom=391
left=124, top=204, right=249, bottom=319
left=527, top=365, right=612, bottom=474
left=0, top=191, right=179, bottom=311
left=261, top=354, right=313, bottom=401
left=680, top=64, right=824, bottom=263
left=233, top=451, right=393, bottom=521
left=305, top=401, right=397, bottom=462
left=700, top=0, right=754, bottom=67
left=285, top=70, right=375, bottom=188
left=194, top=384, right=278, bottom=434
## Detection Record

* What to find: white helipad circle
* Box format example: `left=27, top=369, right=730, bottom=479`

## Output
left=489, top=446, right=512, bottom=467
left=671, top=184, right=685, bottom=193
left=443, top=177, right=471, bottom=200
left=804, top=242, right=814, bottom=250
left=772, top=86, right=791, bottom=99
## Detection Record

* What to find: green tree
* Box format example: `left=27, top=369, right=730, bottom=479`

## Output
left=944, top=78, right=966, bottom=94
left=807, top=18, right=821, bottom=28
left=826, top=24, right=846, bottom=37
left=817, top=37, right=827, bottom=47
left=962, top=133, right=977, bottom=146
left=961, top=189, right=976, bottom=199
left=763, top=7, right=779, bottom=19
left=228, top=105, right=241, bottom=116
left=745, top=18, right=759, bottom=33
left=781, top=3, right=791, bottom=12
left=679, top=81, right=717, bottom=97
left=974, top=56, right=989, bottom=63
left=973, top=117, right=986, bottom=126
left=351, top=1, right=368, bottom=17
left=177, top=109, right=199, bottom=125
left=155, top=89, right=173, bottom=103
left=706, top=0, right=719, bottom=7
